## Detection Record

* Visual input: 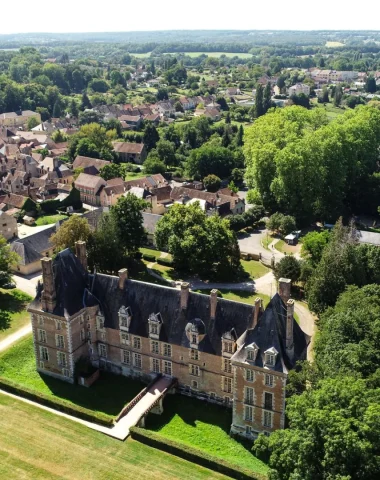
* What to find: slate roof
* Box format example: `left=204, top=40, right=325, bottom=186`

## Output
left=113, top=142, right=145, bottom=154
left=142, top=212, right=162, bottom=235
left=30, top=249, right=255, bottom=353
left=10, top=224, right=57, bottom=266
left=231, top=293, right=310, bottom=373
left=75, top=173, right=106, bottom=190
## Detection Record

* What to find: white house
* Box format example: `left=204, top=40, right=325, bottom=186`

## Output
left=288, top=83, right=310, bottom=97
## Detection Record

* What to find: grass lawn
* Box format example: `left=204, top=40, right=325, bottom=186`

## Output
left=0, top=394, right=227, bottom=480
left=140, top=247, right=162, bottom=260
left=0, top=289, right=32, bottom=342
left=145, top=394, right=268, bottom=476
left=241, top=259, right=269, bottom=279
left=35, top=214, right=67, bottom=226
left=124, top=171, right=146, bottom=182
left=163, top=51, right=253, bottom=59
left=274, top=239, right=300, bottom=255
left=131, top=265, right=173, bottom=287
left=0, top=336, right=145, bottom=419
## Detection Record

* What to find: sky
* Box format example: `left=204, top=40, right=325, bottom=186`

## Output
left=1, top=0, right=380, bottom=34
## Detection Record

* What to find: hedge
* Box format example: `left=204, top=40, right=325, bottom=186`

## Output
left=0, top=376, right=114, bottom=428
left=156, top=257, right=173, bottom=267
left=129, top=427, right=267, bottom=480
left=143, top=254, right=156, bottom=262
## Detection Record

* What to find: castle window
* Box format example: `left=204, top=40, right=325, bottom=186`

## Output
left=119, top=306, right=132, bottom=331
left=246, top=369, right=255, bottom=382
left=133, top=353, right=142, bottom=368
left=244, top=386, right=254, bottom=406
left=121, top=333, right=129, bottom=345
left=80, top=329, right=85, bottom=341
left=38, top=316, right=44, bottom=326
left=246, top=342, right=259, bottom=363
left=190, top=364, right=200, bottom=376
left=244, top=405, right=253, bottom=422
left=57, top=351, right=67, bottom=367
left=151, top=358, right=160, bottom=373
left=98, top=344, right=107, bottom=358
left=264, top=392, right=273, bottom=410
left=265, top=354, right=275, bottom=366
left=40, top=346, right=49, bottom=361
left=190, top=349, right=199, bottom=360
left=150, top=323, right=158, bottom=335
left=191, top=334, right=198, bottom=345
left=56, top=321, right=62, bottom=330
left=151, top=340, right=160, bottom=355
left=163, top=343, right=171, bottom=357
left=264, top=348, right=278, bottom=368
left=191, top=380, right=198, bottom=390
left=223, top=358, right=231, bottom=374
left=163, top=360, right=172, bottom=376
left=121, top=350, right=130, bottom=365
left=209, top=392, right=216, bottom=400
left=222, top=376, right=232, bottom=393
left=263, top=411, right=273, bottom=428
left=38, top=329, right=46, bottom=343
left=133, top=336, right=141, bottom=350
left=96, top=313, right=105, bottom=330
left=223, top=341, right=233, bottom=354
left=265, top=374, right=274, bottom=387
left=148, top=312, right=162, bottom=339
left=62, top=368, right=70, bottom=378
left=55, top=334, right=64, bottom=349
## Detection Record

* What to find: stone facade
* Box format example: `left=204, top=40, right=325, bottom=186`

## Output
left=28, top=245, right=309, bottom=440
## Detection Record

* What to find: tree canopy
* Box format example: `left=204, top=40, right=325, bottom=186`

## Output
left=50, top=216, right=91, bottom=252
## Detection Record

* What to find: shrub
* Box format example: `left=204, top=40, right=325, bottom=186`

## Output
left=274, top=256, right=302, bottom=282
left=143, top=254, right=156, bottom=262
left=156, top=257, right=174, bottom=267
left=0, top=376, right=113, bottom=427
left=129, top=427, right=265, bottom=480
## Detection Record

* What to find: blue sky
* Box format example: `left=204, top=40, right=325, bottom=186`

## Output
left=1, top=0, right=380, bottom=34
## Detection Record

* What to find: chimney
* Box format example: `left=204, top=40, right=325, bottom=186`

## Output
left=278, top=278, right=291, bottom=303
left=210, top=289, right=218, bottom=319
left=41, top=257, right=56, bottom=313
left=75, top=241, right=87, bottom=271
left=286, top=299, right=295, bottom=354
left=180, top=282, right=190, bottom=309
left=118, top=268, right=128, bottom=290
left=252, top=297, right=262, bottom=328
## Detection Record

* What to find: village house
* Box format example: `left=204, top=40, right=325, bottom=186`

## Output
left=28, top=246, right=309, bottom=440
left=72, top=156, right=110, bottom=176
left=112, top=142, right=147, bottom=164
left=0, top=110, right=41, bottom=128
left=118, top=115, right=142, bottom=130
left=0, top=210, right=18, bottom=240
left=288, top=83, right=310, bottom=97
left=74, top=173, right=106, bottom=206
left=0, top=169, right=28, bottom=194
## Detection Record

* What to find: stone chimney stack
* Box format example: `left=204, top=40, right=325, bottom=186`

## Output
left=41, top=257, right=56, bottom=313
left=180, top=282, right=190, bottom=309
left=210, top=289, right=218, bottom=319
left=75, top=241, right=87, bottom=271
left=118, top=268, right=128, bottom=290
left=286, top=299, right=295, bottom=354
left=278, top=278, right=291, bottom=303
left=252, top=297, right=262, bottom=328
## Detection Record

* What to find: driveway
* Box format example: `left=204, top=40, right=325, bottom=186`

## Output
left=12, top=273, right=41, bottom=298
left=238, top=228, right=284, bottom=263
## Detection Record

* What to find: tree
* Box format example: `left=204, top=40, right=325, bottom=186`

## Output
left=266, top=212, right=284, bottom=233
left=301, top=230, right=330, bottom=266
left=99, top=163, right=125, bottom=181
left=52, top=101, right=62, bottom=118
left=51, top=129, right=67, bottom=143
left=246, top=189, right=263, bottom=205
left=365, top=76, right=377, bottom=94
left=155, top=203, right=240, bottom=280
left=156, top=139, right=177, bottom=167
left=279, top=215, right=296, bottom=236
left=27, top=116, right=39, bottom=130
left=50, top=216, right=91, bottom=252
left=216, top=96, right=229, bottom=111
left=143, top=154, right=166, bottom=174
left=334, top=85, right=343, bottom=106
left=156, top=87, right=169, bottom=101
left=236, top=124, right=244, bottom=147
left=231, top=167, right=244, bottom=185
left=80, top=92, right=92, bottom=111
left=143, top=123, right=160, bottom=152
left=228, top=181, right=238, bottom=194
left=187, top=145, right=235, bottom=179
left=274, top=255, right=301, bottom=282
left=203, top=174, right=221, bottom=192
left=255, top=84, right=264, bottom=118
left=0, top=236, right=20, bottom=287
left=276, top=75, right=286, bottom=92
left=110, top=194, right=147, bottom=256
left=174, top=101, right=184, bottom=113
left=221, top=126, right=231, bottom=147
left=263, top=82, right=272, bottom=114
left=225, top=111, right=231, bottom=124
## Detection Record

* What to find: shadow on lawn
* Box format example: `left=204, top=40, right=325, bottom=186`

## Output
left=0, top=289, right=31, bottom=331
left=39, top=371, right=146, bottom=417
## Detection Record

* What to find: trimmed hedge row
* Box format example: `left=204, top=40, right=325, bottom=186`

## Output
left=156, top=257, right=173, bottom=267
left=0, top=376, right=114, bottom=428
left=143, top=254, right=156, bottom=262
left=129, top=427, right=267, bottom=480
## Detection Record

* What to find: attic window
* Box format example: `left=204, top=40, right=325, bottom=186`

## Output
left=264, top=347, right=278, bottom=368
left=246, top=342, right=259, bottom=363
left=148, top=312, right=162, bottom=339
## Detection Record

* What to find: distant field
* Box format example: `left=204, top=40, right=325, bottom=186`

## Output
left=325, top=41, right=344, bottom=47
left=132, top=51, right=252, bottom=59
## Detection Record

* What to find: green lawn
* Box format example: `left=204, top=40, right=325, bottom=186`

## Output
left=0, top=336, right=145, bottom=419
left=34, top=214, right=67, bottom=226
left=140, top=247, right=162, bottom=260
left=163, top=51, right=253, bottom=59
left=124, top=171, right=146, bottom=182
left=0, top=394, right=227, bottom=480
left=241, top=259, right=269, bottom=279
left=145, top=394, right=268, bottom=476
left=0, top=289, right=32, bottom=341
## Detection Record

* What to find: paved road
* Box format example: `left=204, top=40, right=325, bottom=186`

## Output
left=238, top=229, right=284, bottom=263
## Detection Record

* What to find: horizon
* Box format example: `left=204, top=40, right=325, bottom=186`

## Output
left=1, top=0, right=380, bottom=35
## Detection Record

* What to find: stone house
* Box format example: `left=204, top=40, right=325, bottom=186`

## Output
left=0, top=210, right=18, bottom=240
left=0, top=169, right=28, bottom=193
left=112, top=142, right=147, bottom=164
left=0, top=110, right=41, bottom=128
left=74, top=173, right=106, bottom=206
left=72, top=156, right=110, bottom=176
left=28, top=246, right=309, bottom=440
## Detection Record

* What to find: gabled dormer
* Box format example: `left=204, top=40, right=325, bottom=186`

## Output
left=148, top=312, right=162, bottom=339
left=119, top=305, right=132, bottom=331
left=186, top=318, right=206, bottom=350
left=222, top=328, right=237, bottom=357
left=246, top=342, right=259, bottom=363
left=264, top=347, right=278, bottom=369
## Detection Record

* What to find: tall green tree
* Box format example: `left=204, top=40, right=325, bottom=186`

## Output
left=50, top=216, right=91, bottom=252
left=143, top=123, right=160, bottom=152
left=255, top=84, right=265, bottom=118
left=0, top=236, right=20, bottom=287
left=263, top=82, right=272, bottom=114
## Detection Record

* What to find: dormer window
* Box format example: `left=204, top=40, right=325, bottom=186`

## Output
left=96, top=312, right=105, bottom=330
left=246, top=342, right=259, bottom=363
left=186, top=319, right=205, bottom=349
left=119, top=306, right=132, bottom=331
left=264, top=347, right=278, bottom=368
left=148, top=312, right=162, bottom=339
left=221, top=329, right=236, bottom=358
left=192, top=334, right=198, bottom=345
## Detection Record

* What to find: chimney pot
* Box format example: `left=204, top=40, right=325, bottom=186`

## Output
left=286, top=299, right=295, bottom=354
left=118, top=268, right=128, bottom=290
left=210, top=289, right=218, bottom=319
left=180, top=282, right=190, bottom=309
left=252, top=297, right=262, bottom=328
left=278, top=278, right=291, bottom=303
left=75, top=241, right=87, bottom=271
left=41, top=257, right=56, bottom=312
